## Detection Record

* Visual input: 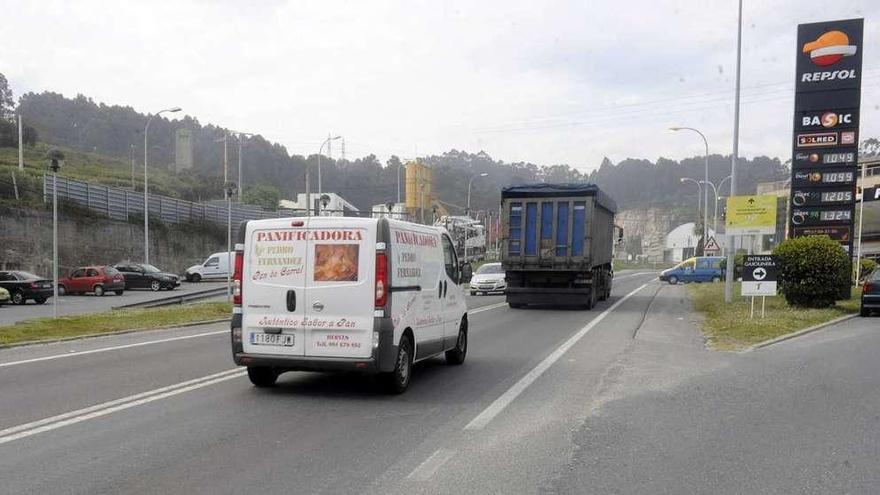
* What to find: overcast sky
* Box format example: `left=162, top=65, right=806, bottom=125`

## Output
left=1, top=0, right=878, bottom=171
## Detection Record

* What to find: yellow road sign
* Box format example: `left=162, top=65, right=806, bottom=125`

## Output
left=726, top=195, right=777, bottom=235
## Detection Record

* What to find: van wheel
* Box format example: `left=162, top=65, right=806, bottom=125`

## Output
left=34, top=296, right=47, bottom=305
left=445, top=320, right=467, bottom=365
left=191, top=273, right=202, bottom=283
left=712, top=276, right=722, bottom=283
left=93, top=285, right=105, bottom=297
left=57, top=285, right=66, bottom=296
left=247, top=367, right=278, bottom=387
left=668, top=275, right=679, bottom=285
left=381, top=335, right=412, bottom=394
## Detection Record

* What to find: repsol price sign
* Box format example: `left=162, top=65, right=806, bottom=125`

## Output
left=789, top=18, right=863, bottom=254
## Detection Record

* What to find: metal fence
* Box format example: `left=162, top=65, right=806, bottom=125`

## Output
left=42, top=175, right=293, bottom=226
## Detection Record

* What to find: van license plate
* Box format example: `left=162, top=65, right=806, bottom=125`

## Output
left=251, top=333, right=295, bottom=346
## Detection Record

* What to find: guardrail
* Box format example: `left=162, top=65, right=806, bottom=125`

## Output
left=112, top=286, right=228, bottom=310
left=42, top=175, right=292, bottom=227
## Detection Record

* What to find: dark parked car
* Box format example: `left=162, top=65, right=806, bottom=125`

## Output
left=0, top=270, right=55, bottom=305
left=57, top=266, right=125, bottom=296
left=861, top=268, right=880, bottom=317
left=114, top=263, right=180, bottom=291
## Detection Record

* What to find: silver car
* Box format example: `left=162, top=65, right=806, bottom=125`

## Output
left=469, top=262, right=507, bottom=295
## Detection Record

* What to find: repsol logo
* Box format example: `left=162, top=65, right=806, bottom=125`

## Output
left=801, top=69, right=857, bottom=83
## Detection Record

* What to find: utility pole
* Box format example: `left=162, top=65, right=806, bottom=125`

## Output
left=130, top=144, right=135, bottom=189
left=223, top=130, right=228, bottom=197
left=17, top=114, right=23, bottom=170
left=725, top=0, right=743, bottom=304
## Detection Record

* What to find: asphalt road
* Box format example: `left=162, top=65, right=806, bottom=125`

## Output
left=0, top=280, right=227, bottom=325
left=3, top=271, right=875, bottom=494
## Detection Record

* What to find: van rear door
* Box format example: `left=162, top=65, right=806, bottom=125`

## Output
left=302, top=218, right=375, bottom=359
left=242, top=221, right=310, bottom=357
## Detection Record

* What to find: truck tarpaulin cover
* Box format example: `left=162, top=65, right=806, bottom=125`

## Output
left=501, top=183, right=617, bottom=213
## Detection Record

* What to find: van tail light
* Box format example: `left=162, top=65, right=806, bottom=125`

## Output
left=233, top=248, right=244, bottom=306
left=375, top=252, right=388, bottom=308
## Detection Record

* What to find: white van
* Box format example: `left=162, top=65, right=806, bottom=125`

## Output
left=230, top=216, right=472, bottom=393
left=185, top=252, right=234, bottom=282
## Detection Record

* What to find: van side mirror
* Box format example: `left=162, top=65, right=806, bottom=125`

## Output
left=459, top=263, right=473, bottom=284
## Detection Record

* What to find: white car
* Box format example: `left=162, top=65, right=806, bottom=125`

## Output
left=231, top=216, right=471, bottom=393
left=185, top=252, right=234, bottom=282
left=470, top=262, right=507, bottom=295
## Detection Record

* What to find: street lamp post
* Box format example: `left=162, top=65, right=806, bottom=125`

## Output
left=47, top=149, right=64, bottom=319
left=316, top=135, right=341, bottom=215
left=700, top=180, right=719, bottom=235
left=144, top=107, right=181, bottom=265
left=681, top=177, right=703, bottom=252
left=725, top=0, right=744, bottom=303
left=670, top=127, right=710, bottom=253
left=466, top=173, right=488, bottom=217
left=235, top=132, right=253, bottom=202
left=224, top=181, right=238, bottom=300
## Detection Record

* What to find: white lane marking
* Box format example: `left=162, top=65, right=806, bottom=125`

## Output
left=407, top=448, right=457, bottom=481
left=464, top=283, right=649, bottom=431
left=468, top=302, right=508, bottom=315
left=0, top=368, right=245, bottom=445
left=0, top=329, right=227, bottom=368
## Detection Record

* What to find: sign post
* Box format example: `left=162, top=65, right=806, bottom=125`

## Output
left=742, top=255, right=778, bottom=318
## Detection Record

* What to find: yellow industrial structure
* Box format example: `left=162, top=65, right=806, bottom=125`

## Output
left=405, top=160, right=433, bottom=222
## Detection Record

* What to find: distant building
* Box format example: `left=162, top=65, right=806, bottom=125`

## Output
left=174, top=128, right=193, bottom=172
left=278, top=193, right=359, bottom=217
left=370, top=203, right=407, bottom=219
left=664, top=223, right=721, bottom=262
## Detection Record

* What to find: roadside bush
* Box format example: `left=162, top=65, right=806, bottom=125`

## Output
left=773, top=236, right=850, bottom=308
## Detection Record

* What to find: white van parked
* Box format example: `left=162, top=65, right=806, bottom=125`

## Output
left=185, top=252, right=234, bottom=282
left=231, top=216, right=472, bottom=393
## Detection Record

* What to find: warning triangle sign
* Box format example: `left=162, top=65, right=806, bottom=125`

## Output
left=704, top=236, right=720, bottom=253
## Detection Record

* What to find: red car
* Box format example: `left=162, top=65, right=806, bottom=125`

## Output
left=57, top=266, right=126, bottom=296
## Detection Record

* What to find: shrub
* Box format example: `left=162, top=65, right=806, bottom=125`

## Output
left=773, top=236, right=850, bottom=308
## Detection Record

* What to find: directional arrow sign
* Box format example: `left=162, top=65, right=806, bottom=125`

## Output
left=753, top=267, right=767, bottom=281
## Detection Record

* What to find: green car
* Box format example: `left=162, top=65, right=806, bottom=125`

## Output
left=0, top=286, right=9, bottom=306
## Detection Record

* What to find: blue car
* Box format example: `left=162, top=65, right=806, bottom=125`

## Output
left=659, top=256, right=724, bottom=285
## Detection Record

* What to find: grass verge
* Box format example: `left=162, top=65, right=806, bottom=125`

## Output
left=686, top=282, right=861, bottom=351
left=0, top=302, right=231, bottom=346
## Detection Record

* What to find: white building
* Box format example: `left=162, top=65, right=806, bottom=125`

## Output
left=278, top=193, right=359, bottom=217
left=664, top=222, right=721, bottom=262
left=370, top=203, right=407, bottom=219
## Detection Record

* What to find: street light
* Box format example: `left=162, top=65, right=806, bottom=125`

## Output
left=681, top=178, right=703, bottom=244
left=316, top=135, right=341, bottom=215
left=144, top=106, right=181, bottom=265
left=466, top=173, right=488, bottom=217
left=670, top=126, right=710, bottom=255
left=234, top=131, right=253, bottom=202
left=47, top=148, right=65, bottom=319
left=700, top=180, right=719, bottom=236
left=224, top=181, right=238, bottom=300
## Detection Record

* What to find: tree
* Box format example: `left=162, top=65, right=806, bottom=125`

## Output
left=0, top=73, right=13, bottom=120
left=242, top=184, right=282, bottom=210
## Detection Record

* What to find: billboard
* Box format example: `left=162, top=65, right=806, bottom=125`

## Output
left=726, top=195, right=778, bottom=235
left=789, top=18, right=863, bottom=253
